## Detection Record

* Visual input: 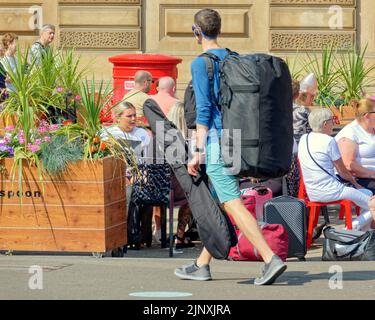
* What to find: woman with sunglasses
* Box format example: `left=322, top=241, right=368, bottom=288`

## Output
left=298, top=108, right=375, bottom=231
left=336, top=98, right=375, bottom=194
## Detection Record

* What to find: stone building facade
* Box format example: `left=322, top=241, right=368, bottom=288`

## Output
left=1, top=0, right=374, bottom=96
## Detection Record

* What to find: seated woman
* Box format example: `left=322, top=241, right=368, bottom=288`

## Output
left=100, top=101, right=151, bottom=216
left=335, top=98, right=375, bottom=194
left=101, top=101, right=154, bottom=249
left=100, top=101, right=152, bottom=162
left=298, top=108, right=375, bottom=231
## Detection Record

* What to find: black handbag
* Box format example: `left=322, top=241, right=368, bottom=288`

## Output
left=131, top=163, right=172, bottom=206
left=322, top=226, right=375, bottom=261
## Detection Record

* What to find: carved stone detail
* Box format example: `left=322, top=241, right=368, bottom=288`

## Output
left=59, top=30, right=139, bottom=49
left=270, top=31, right=355, bottom=51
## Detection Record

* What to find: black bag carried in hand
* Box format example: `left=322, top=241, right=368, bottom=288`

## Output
left=144, top=98, right=237, bottom=260
left=322, top=227, right=375, bottom=261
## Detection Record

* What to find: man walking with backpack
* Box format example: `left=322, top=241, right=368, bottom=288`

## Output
left=174, top=8, right=288, bottom=285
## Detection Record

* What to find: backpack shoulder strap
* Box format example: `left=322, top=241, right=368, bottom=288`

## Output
left=199, top=52, right=221, bottom=108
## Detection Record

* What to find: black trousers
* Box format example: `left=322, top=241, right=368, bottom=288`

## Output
left=357, top=178, right=375, bottom=194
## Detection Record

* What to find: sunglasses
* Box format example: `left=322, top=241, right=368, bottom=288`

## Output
left=122, top=114, right=137, bottom=119
left=192, top=24, right=201, bottom=36
left=324, top=116, right=340, bottom=125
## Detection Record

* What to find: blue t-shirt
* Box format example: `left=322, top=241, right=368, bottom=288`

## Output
left=191, top=48, right=228, bottom=136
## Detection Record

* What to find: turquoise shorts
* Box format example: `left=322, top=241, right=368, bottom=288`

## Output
left=206, top=136, right=241, bottom=204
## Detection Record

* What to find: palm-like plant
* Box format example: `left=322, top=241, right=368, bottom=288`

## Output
left=0, top=48, right=51, bottom=200
left=57, top=78, right=128, bottom=162
left=35, top=46, right=62, bottom=111
left=302, top=44, right=341, bottom=107
left=285, top=54, right=306, bottom=81
left=57, top=48, right=89, bottom=96
left=338, top=44, right=375, bottom=106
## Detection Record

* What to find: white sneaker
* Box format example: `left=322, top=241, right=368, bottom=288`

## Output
left=152, top=229, right=161, bottom=244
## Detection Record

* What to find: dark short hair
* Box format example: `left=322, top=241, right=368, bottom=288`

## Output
left=194, top=8, right=221, bottom=38
left=292, top=80, right=300, bottom=99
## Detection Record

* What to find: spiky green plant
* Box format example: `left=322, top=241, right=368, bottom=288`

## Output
left=302, top=44, right=342, bottom=107
left=57, top=48, right=89, bottom=96
left=57, top=78, right=131, bottom=162
left=285, top=54, right=306, bottom=81
left=338, top=44, right=375, bottom=106
left=35, top=46, right=62, bottom=111
left=0, top=47, right=52, bottom=202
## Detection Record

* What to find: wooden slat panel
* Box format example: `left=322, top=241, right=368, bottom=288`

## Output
left=1, top=157, right=125, bottom=182
left=0, top=229, right=106, bottom=252
left=0, top=182, right=125, bottom=205
left=0, top=201, right=125, bottom=229
left=105, top=223, right=127, bottom=250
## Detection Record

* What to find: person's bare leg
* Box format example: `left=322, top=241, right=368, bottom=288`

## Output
left=370, top=197, right=375, bottom=229
left=196, top=248, right=213, bottom=267
left=152, top=207, right=161, bottom=243
left=223, top=198, right=274, bottom=263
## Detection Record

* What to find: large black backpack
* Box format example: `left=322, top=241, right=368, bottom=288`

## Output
left=199, top=50, right=293, bottom=179
left=184, top=50, right=293, bottom=178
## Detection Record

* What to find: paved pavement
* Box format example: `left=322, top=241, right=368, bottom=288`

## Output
left=1, top=208, right=375, bottom=300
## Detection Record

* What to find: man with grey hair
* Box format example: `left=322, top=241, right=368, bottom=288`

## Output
left=29, top=24, right=55, bottom=65
left=122, top=70, right=153, bottom=122
left=298, top=108, right=375, bottom=232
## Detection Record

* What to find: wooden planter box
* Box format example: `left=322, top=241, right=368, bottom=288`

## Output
left=329, top=105, right=356, bottom=125
left=0, top=157, right=127, bottom=255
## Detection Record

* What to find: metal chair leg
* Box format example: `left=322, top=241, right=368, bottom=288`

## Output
left=169, top=190, right=175, bottom=257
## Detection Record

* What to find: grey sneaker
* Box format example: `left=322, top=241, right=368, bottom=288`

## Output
left=174, top=261, right=212, bottom=281
left=254, top=255, right=287, bottom=286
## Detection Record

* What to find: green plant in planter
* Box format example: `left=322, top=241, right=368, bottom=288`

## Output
left=302, top=44, right=342, bottom=107
left=40, top=135, right=83, bottom=176
left=1, top=46, right=136, bottom=202
left=285, top=54, right=306, bottom=81
left=55, top=48, right=90, bottom=121
left=0, top=48, right=53, bottom=197
left=56, top=78, right=135, bottom=167
left=338, top=44, right=375, bottom=107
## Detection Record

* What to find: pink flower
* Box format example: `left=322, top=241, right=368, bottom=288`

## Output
left=38, top=125, right=48, bottom=134
left=44, top=136, right=51, bottom=142
left=18, top=131, right=25, bottom=144
left=3, top=135, right=11, bottom=144
left=57, top=87, right=64, bottom=93
left=4, top=125, right=14, bottom=132
left=74, top=95, right=81, bottom=102
left=35, top=139, right=42, bottom=145
left=49, top=124, right=60, bottom=131
left=27, top=143, right=40, bottom=153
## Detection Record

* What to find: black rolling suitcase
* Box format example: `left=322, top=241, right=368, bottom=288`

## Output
left=263, top=196, right=307, bottom=261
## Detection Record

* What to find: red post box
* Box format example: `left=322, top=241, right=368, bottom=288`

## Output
left=109, top=54, right=183, bottom=106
